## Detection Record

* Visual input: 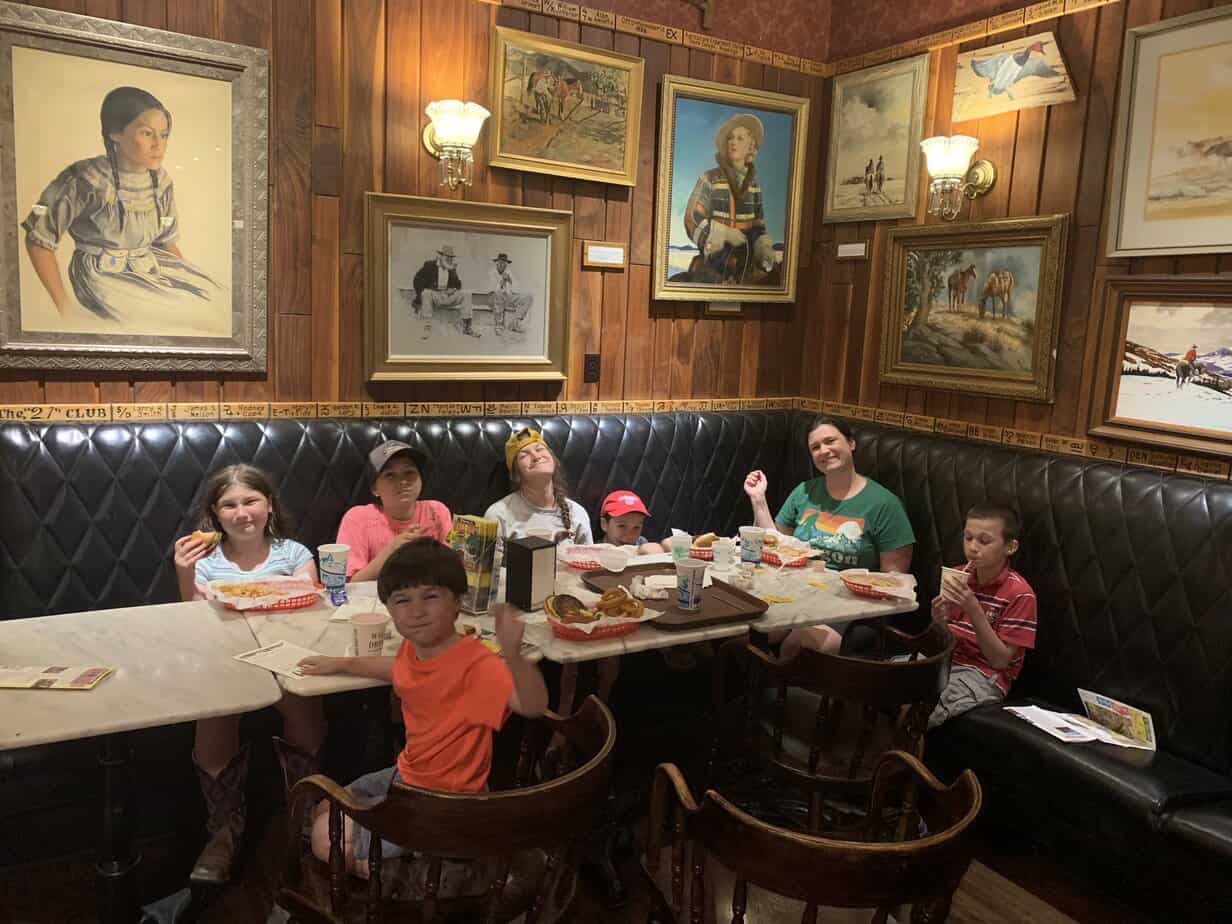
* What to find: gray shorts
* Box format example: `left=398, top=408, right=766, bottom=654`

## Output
left=346, top=766, right=412, bottom=861
left=928, top=663, right=1004, bottom=729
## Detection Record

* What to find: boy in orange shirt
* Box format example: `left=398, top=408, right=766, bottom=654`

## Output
left=297, top=538, right=547, bottom=876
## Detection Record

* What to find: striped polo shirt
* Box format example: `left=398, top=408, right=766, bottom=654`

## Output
left=946, top=562, right=1037, bottom=693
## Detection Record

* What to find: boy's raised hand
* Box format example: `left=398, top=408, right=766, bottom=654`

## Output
left=930, top=593, right=953, bottom=624
left=492, top=604, right=526, bottom=656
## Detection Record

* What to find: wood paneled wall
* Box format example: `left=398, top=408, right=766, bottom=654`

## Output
left=4, top=0, right=828, bottom=406
left=805, top=0, right=1232, bottom=438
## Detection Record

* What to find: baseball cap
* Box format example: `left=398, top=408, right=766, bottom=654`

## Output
left=601, top=490, right=648, bottom=517
left=368, top=440, right=428, bottom=479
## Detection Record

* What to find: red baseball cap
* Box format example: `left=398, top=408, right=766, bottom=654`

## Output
left=601, top=490, right=648, bottom=517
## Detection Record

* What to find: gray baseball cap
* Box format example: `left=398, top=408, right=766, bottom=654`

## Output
left=368, top=440, right=428, bottom=478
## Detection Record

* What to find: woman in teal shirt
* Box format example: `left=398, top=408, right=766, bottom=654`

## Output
left=744, top=415, right=915, bottom=656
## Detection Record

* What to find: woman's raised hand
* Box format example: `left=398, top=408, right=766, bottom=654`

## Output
left=743, top=469, right=769, bottom=502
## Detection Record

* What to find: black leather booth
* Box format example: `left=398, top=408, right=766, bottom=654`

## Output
left=2, top=410, right=1230, bottom=914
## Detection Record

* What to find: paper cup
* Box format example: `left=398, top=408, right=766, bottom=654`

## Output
left=712, top=538, right=736, bottom=570
left=669, top=533, right=692, bottom=562
left=675, top=558, right=708, bottom=611
left=319, top=543, right=350, bottom=590
left=941, top=565, right=969, bottom=592
left=351, top=610, right=390, bottom=657
left=738, top=526, right=764, bottom=563
left=597, top=547, right=629, bottom=573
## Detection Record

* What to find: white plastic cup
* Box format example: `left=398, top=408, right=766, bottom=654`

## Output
left=669, top=533, right=692, bottom=562
left=738, top=526, right=764, bottom=563
left=675, top=558, right=708, bottom=611
left=712, top=537, right=736, bottom=570
left=319, top=543, right=350, bottom=590
left=351, top=610, right=390, bottom=657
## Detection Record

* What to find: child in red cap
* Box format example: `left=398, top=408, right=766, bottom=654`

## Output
left=599, top=490, right=664, bottom=554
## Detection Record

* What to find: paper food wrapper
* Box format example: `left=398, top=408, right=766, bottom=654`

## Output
left=206, top=577, right=320, bottom=610
left=546, top=608, right=659, bottom=635
left=560, top=543, right=622, bottom=568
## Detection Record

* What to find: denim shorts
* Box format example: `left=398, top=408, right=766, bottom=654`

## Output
left=345, top=766, right=412, bottom=861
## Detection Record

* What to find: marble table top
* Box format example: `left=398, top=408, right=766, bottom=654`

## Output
left=243, top=557, right=921, bottom=689
left=0, top=601, right=281, bottom=751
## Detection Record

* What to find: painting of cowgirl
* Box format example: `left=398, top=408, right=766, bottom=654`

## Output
left=20, top=86, right=221, bottom=329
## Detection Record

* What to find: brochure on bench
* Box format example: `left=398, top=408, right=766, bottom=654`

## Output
left=0, top=664, right=114, bottom=690
left=1005, top=690, right=1156, bottom=751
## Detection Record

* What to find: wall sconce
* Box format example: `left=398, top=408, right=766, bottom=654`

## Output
left=920, top=134, right=996, bottom=220
left=423, top=100, right=490, bottom=190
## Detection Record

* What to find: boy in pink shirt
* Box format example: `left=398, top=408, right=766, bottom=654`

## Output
left=336, top=441, right=452, bottom=581
left=929, top=504, right=1037, bottom=728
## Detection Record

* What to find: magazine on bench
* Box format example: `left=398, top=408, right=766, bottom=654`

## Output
left=1005, top=689, right=1156, bottom=751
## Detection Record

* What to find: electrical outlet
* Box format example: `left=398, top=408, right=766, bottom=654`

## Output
left=583, top=353, right=601, bottom=383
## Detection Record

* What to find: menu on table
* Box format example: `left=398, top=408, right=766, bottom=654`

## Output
left=0, top=665, right=114, bottom=691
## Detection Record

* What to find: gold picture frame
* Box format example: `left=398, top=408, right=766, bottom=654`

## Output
left=488, top=26, right=644, bottom=187
left=823, top=54, right=929, bottom=224
left=653, top=75, right=809, bottom=304
left=1090, top=274, right=1232, bottom=458
left=879, top=215, right=1070, bottom=402
left=365, top=194, right=571, bottom=383
left=1106, top=7, right=1232, bottom=258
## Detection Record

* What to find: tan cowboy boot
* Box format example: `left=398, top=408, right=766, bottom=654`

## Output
left=190, top=744, right=249, bottom=885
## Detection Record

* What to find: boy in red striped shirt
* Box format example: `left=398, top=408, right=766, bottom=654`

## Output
left=929, top=504, right=1037, bottom=728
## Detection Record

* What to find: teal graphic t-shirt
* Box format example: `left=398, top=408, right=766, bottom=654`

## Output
left=774, top=477, right=915, bottom=571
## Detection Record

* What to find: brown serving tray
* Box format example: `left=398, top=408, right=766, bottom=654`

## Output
left=581, top=562, right=768, bottom=631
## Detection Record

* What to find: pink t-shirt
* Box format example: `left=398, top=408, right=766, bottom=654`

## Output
left=335, top=501, right=453, bottom=577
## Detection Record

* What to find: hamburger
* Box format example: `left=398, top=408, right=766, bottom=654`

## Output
left=762, top=532, right=779, bottom=548
left=544, top=594, right=599, bottom=624
left=692, top=532, right=718, bottom=549
left=191, top=530, right=221, bottom=550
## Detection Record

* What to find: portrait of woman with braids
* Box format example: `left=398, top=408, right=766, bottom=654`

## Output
left=20, top=85, right=221, bottom=327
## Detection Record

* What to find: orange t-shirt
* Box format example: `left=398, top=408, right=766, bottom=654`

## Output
left=392, top=635, right=513, bottom=792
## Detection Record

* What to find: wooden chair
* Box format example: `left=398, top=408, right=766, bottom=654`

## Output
left=710, top=622, right=954, bottom=832
left=645, top=751, right=982, bottom=924
left=275, top=695, right=615, bottom=924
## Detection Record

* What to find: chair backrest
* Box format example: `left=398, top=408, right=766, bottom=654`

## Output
left=715, top=625, right=954, bottom=789
left=648, top=751, right=982, bottom=922
left=278, top=696, right=615, bottom=923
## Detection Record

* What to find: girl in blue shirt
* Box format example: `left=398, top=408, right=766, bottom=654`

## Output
left=172, top=464, right=319, bottom=885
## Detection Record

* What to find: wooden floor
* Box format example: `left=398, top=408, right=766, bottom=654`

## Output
left=0, top=810, right=1143, bottom=924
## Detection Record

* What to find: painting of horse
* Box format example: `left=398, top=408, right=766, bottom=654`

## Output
left=880, top=215, right=1070, bottom=402
left=489, top=27, right=644, bottom=187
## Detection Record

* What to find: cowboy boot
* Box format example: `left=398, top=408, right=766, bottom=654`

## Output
left=190, top=744, right=249, bottom=885
left=271, top=735, right=320, bottom=796
left=273, top=736, right=322, bottom=838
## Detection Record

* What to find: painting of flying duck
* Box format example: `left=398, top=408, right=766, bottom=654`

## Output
left=953, top=32, right=1075, bottom=122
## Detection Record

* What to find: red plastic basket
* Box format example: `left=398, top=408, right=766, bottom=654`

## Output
left=688, top=548, right=714, bottom=561
left=563, top=558, right=603, bottom=571
left=221, top=583, right=325, bottom=612
left=838, top=575, right=901, bottom=600
left=547, top=617, right=642, bottom=641
left=761, top=550, right=809, bottom=568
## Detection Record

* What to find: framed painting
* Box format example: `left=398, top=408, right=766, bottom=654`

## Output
left=365, top=194, right=571, bottom=383
left=653, top=74, right=809, bottom=304
left=1107, top=7, right=1232, bottom=257
left=0, top=1, right=268, bottom=372
left=879, top=215, right=1070, bottom=402
left=488, top=26, right=643, bottom=187
left=823, top=54, right=928, bottom=224
left=1090, top=275, right=1232, bottom=458
left=953, top=31, right=1076, bottom=123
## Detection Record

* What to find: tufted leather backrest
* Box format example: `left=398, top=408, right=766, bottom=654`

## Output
left=0, top=412, right=793, bottom=620
left=783, top=416, right=1232, bottom=776
left=3, top=411, right=1230, bottom=774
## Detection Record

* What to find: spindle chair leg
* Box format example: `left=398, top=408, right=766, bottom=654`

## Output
left=328, top=805, right=346, bottom=913
left=366, top=835, right=382, bottom=924
left=731, top=878, right=748, bottom=924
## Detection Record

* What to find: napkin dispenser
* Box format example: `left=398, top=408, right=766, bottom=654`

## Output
left=505, top=536, right=556, bottom=611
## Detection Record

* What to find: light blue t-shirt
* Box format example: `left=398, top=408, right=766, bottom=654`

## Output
left=194, top=538, right=314, bottom=585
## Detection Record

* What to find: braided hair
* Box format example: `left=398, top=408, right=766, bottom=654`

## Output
left=100, top=86, right=172, bottom=231
left=509, top=443, right=576, bottom=539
